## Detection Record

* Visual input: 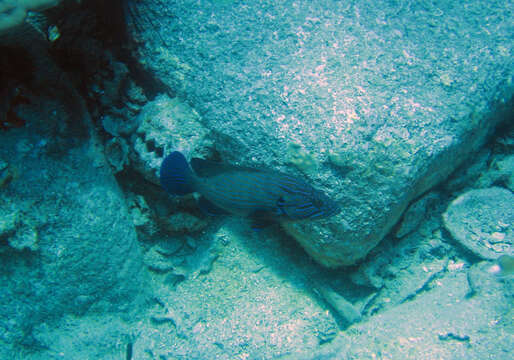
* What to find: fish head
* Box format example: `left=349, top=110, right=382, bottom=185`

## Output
left=277, top=184, right=340, bottom=220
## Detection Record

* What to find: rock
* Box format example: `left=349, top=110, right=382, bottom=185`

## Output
left=477, top=154, right=514, bottom=192
left=126, top=0, right=514, bottom=266
left=352, top=240, right=450, bottom=313
left=154, top=239, right=184, bottom=257
left=466, top=261, right=507, bottom=297
left=350, top=197, right=452, bottom=313
left=104, top=136, right=129, bottom=173
left=0, top=137, right=145, bottom=350
left=443, top=187, right=513, bottom=260
left=164, top=271, right=186, bottom=288
left=144, top=245, right=174, bottom=273
left=0, top=201, right=17, bottom=240
left=444, top=150, right=491, bottom=192
left=101, top=113, right=139, bottom=137
left=495, top=155, right=514, bottom=192
left=312, top=318, right=338, bottom=345
left=124, top=79, right=148, bottom=105
left=30, top=314, right=135, bottom=360
left=316, top=285, right=361, bottom=326
left=127, top=192, right=159, bottom=237
left=351, top=253, right=390, bottom=289
left=0, top=25, right=145, bottom=352
left=162, top=212, right=208, bottom=234
left=130, top=94, right=213, bottom=185
left=8, top=222, right=39, bottom=251
left=0, top=201, right=38, bottom=253
left=288, top=266, right=512, bottom=359
left=0, top=159, right=12, bottom=187
left=395, top=192, right=439, bottom=238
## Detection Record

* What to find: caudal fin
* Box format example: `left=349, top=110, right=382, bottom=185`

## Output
left=160, top=151, right=195, bottom=195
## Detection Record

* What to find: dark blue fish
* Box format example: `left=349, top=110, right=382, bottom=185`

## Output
left=160, top=151, right=340, bottom=226
left=160, top=152, right=340, bottom=227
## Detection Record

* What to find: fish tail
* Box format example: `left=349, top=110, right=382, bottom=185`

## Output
left=160, top=151, right=196, bottom=195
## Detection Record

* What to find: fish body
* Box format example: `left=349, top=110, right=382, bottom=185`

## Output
left=160, top=151, right=340, bottom=224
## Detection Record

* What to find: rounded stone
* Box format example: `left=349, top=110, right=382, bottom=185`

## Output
left=443, top=187, right=513, bottom=260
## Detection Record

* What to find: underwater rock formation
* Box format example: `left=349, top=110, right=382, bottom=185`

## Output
left=126, top=0, right=514, bottom=266
left=129, top=94, right=212, bottom=185
left=0, top=0, right=61, bottom=34
left=443, top=187, right=513, bottom=260
left=288, top=261, right=513, bottom=359
left=0, top=24, right=145, bottom=353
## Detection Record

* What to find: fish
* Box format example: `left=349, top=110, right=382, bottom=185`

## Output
left=160, top=151, right=340, bottom=227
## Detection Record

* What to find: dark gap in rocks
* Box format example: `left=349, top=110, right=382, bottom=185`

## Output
left=155, top=145, right=164, bottom=158
left=439, top=226, right=482, bottom=264
left=0, top=46, right=36, bottom=130
left=439, top=95, right=514, bottom=195
left=489, top=97, right=514, bottom=152
left=145, top=138, right=157, bottom=153
left=45, top=0, right=169, bottom=121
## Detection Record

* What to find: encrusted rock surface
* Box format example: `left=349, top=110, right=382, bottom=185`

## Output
left=129, top=94, right=212, bottom=184
left=443, top=187, right=513, bottom=260
left=127, top=0, right=514, bottom=266
left=0, top=26, right=145, bottom=353
left=288, top=262, right=513, bottom=360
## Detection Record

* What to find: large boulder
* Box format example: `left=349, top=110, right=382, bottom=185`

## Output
left=0, top=28, right=144, bottom=352
left=127, top=0, right=513, bottom=266
left=0, top=140, right=144, bottom=349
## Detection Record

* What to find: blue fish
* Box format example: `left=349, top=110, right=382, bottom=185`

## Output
left=160, top=151, right=340, bottom=227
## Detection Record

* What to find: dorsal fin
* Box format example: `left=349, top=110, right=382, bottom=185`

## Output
left=190, top=157, right=262, bottom=177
